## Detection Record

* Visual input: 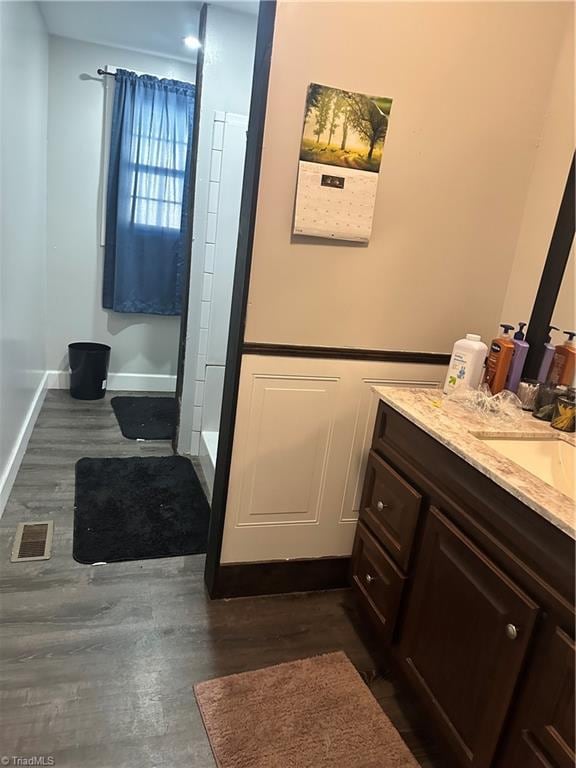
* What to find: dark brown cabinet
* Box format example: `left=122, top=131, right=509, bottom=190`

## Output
left=360, top=451, right=422, bottom=571
left=498, top=624, right=575, bottom=768
left=398, top=507, right=538, bottom=767
left=351, top=522, right=405, bottom=642
left=350, top=400, right=575, bottom=768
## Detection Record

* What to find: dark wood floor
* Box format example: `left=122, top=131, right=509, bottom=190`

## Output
left=0, top=389, right=444, bottom=768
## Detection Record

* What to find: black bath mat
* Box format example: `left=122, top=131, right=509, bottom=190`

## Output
left=111, top=396, right=177, bottom=440
left=73, top=456, right=210, bottom=564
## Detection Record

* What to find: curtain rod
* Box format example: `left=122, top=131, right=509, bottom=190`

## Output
left=97, top=69, right=115, bottom=78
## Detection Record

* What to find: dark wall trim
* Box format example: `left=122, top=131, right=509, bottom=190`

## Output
left=524, top=153, right=575, bottom=378
left=204, top=1, right=277, bottom=597
left=174, top=4, right=207, bottom=452
left=243, top=342, right=451, bottom=366
left=212, top=557, right=351, bottom=599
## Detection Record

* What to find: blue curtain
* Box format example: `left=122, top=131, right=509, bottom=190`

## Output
left=103, top=70, right=195, bottom=315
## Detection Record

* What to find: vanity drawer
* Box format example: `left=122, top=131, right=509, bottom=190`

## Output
left=351, top=521, right=406, bottom=642
left=360, top=450, right=423, bottom=571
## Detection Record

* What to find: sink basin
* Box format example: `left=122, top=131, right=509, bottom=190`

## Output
left=478, top=437, right=575, bottom=500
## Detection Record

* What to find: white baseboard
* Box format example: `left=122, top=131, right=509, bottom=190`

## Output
left=0, top=372, right=49, bottom=519
left=46, top=370, right=177, bottom=393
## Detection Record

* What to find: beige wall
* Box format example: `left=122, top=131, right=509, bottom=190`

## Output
left=501, top=18, right=574, bottom=336
left=244, top=1, right=571, bottom=353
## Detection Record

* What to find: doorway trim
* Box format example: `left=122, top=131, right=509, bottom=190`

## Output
left=172, top=1, right=277, bottom=593
left=203, top=1, right=277, bottom=596
left=174, top=4, right=208, bottom=453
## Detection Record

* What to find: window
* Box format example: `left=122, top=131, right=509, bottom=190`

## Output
left=129, top=133, right=188, bottom=231
left=100, top=66, right=193, bottom=240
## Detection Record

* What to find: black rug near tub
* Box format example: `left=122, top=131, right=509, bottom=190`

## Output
left=111, top=396, right=177, bottom=440
left=73, top=456, right=210, bottom=564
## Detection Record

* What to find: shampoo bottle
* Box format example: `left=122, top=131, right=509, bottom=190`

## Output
left=484, top=324, right=515, bottom=394
left=443, top=333, right=488, bottom=394
left=537, top=325, right=559, bottom=383
left=505, top=322, right=529, bottom=393
left=547, top=331, right=576, bottom=386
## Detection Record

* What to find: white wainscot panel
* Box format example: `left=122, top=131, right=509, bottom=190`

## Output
left=221, top=356, right=444, bottom=564
left=237, top=374, right=339, bottom=526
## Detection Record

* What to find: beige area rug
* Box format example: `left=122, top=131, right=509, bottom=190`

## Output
left=194, top=651, right=420, bottom=768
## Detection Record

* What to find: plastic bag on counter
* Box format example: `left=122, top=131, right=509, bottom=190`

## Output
left=443, top=384, right=523, bottom=426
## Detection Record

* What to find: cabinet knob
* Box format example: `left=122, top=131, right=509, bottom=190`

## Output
left=505, top=623, right=518, bottom=640
left=376, top=500, right=388, bottom=512
left=365, top=573, right=376, bottom=585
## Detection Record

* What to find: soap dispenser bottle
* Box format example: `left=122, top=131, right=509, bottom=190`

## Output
left=484, top=324, right=515, bottom=394
left=547, top=330, right=576, bottom=386
left=537, top=325, right=559, bottom=382
left=505, top=322, right=529, bottom=393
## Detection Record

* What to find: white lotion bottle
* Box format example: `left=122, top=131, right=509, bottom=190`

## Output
left=443, top=334, right=488, bottom=394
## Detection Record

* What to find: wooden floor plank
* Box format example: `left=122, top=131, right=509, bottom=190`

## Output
left=0, top=390, right=444, bottom=768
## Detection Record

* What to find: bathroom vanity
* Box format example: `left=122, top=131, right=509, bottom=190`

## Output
left=351, top=388, right=575, bottom=768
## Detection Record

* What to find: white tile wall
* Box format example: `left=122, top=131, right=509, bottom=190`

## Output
left=200, top=300, right=211, bottom=330
left=207, top=181, right=220, bottom=214
left=205, top=212, right=218, bottom=244
left=189, top=431, right=200, bottom=456
left=194, top=379, right=205, bottom=406
left=190, top=112, right=225, bottom=455
left=195, top=354, right=207, bottom=380
left=203, top=365, right=225, bottom=432
left=202, top=273, right=213, bottom=302
left=204, top=243, right=215, bottom=273
left=209, top=150, right=222, bottom=182
left=192, top=405, right=203, bottom=431
left=198, top=328, right=209, bottom=355
left=212, top=119, right=224, bottom=149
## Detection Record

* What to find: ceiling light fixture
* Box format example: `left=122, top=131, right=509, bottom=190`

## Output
left=183, top=35, right=201, bottom=50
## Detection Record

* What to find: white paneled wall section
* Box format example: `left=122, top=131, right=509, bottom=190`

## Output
left=221, top=356, right=446, bottom=563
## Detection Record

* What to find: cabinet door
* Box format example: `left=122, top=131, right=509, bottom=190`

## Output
left=351, top=522, right=406, bottom=642
left=507, top=735, right=556, bottom=768
left=398, top=506, right=539, bottom=768
left=360, top=451, right=422, bottom=571
left=499, top=625, right=575, bottom=768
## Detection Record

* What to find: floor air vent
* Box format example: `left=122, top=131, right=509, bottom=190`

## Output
left=11, top=521, right=53, bottom=562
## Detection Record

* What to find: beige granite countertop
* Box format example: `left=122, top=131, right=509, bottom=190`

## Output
left=373, top=386, right=576, bottom=539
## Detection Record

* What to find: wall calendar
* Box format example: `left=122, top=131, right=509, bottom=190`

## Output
left=293, top=83, right=393, bottom=243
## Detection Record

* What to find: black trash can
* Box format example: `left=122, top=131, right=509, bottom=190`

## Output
left=68, top=342, right=111, bottom=400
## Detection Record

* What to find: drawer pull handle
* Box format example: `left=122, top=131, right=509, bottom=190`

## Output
left=505, top=623, right=518, bottom=640
left=365, top=573, right=376, bottom=585
left=376, top=500, right=389, bottom=512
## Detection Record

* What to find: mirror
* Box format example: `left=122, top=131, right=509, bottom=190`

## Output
left=524, top=155, right=575, bottom=378
left=551, top=245, right=575, bottom=334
